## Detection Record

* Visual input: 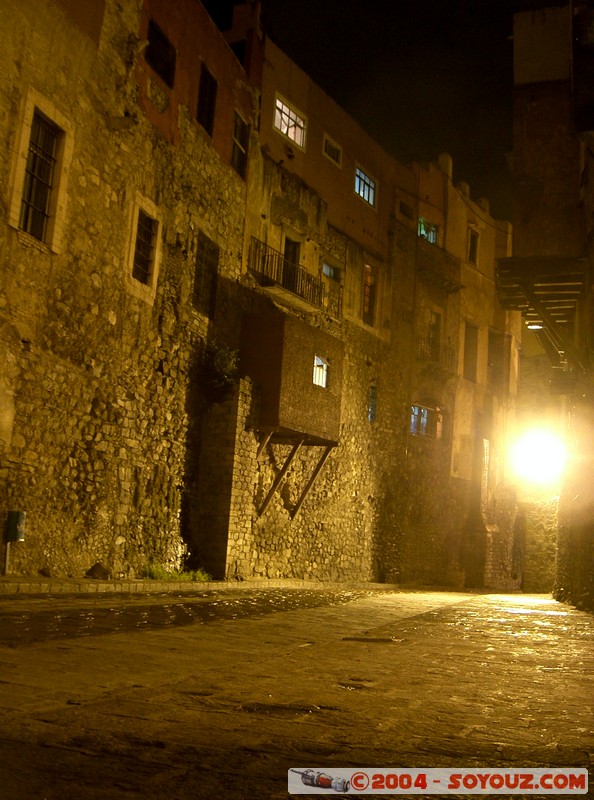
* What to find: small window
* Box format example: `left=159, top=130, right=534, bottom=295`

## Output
left=231, top=112, right=249, bottom=178
left=355, top=167, right=376, bottom=206
left=410, top=404, right=443, bottom=438
left=193, top=232, right=219, bottom=317
left=19, top=111, right=61, bottom=242
left=322, top=262, right=341, bottom=282
left=464, top=322, right=479, bottom=382
left=362, top=263, right=376, bottom=326
left=197, top=63, right=217, bottom=136
left=323, top=134, right=342, bottom=166
left=399, top=200, right=414, bottom=220
left=368, top=384, right=378, bottom=422
left=468, top=228, right=479, bottom=265
left=313, top=355, right=328, bottom=388
left=145, top=19, right=176, bottom=88
left=274, top=95, right=306, bottom=148
left=418, top=218, right=439, bottom=244
left=132, top=209, right=158, bottom=286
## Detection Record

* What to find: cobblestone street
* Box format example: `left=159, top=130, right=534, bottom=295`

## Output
left=0, top=587, right=592, bottom=799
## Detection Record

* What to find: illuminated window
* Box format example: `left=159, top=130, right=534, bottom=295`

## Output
left=313, top=355, right=328, bottom=387
left=145, top=19, right=176, bottom=88
left=410, top=404, right=443, bottom=438
left=323, top=262, right=341, bottom=282
left=417, top=218, right=439, bottom=244
left=468, top=228, right=479, bottom=265
left=231, top=112, right=249, bottom=178
left=355, top=167, right=376, bottom=206
left=197, top=63, right=217, bottom=136
left=323, top=134, right=342, bottom=166
left=362, top=263, right=376, bottom=326
left=273, top=96, right=306, bottom=148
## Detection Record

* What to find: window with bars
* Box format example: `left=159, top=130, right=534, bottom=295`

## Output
left=193, top=233, right=219, bottom=317
left=313, top=355, right=329, bottom=388
left=323, top=134, right=342, bottom=166
left=231, top=112, right=248, bottom=178
left=273, top=95, right=306, bottom=148
left=132, top=209, right=157, bottom=285
left=368, top=384, right=378, bottom=422
left=197, top=63, right=217, bottom=136
left=19, top=111, right=60, bottom=242
left=355, top=167, right=376, bottom=206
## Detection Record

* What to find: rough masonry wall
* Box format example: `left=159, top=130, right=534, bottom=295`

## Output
left=0, top=0, right=249, bottom=578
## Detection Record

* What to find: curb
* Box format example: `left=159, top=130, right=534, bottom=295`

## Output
left=0, top=576, right=406, bottom=597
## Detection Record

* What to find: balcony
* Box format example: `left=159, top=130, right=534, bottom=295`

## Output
left=248, top=236, right=326, bottom=312
left=417, top=337, right=457, bottom=380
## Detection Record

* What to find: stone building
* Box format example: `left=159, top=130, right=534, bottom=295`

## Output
left=497, top=1, right=594, bottom=609
left=0, top=0, right=521, bottom=587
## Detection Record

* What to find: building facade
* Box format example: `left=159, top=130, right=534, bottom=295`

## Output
left=498, top=1, right=594, bottom=609
left=1, top=0, right=521, bottom=587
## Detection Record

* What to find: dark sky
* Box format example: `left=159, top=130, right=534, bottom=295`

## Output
left=261, top=0, right=516, bottom=219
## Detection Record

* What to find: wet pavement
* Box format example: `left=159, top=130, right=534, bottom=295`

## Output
left=0, top=588, right=592, bottom=799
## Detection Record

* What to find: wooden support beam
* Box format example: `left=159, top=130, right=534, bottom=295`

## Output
left=290, top=445, right=334, bottom=520
left=258, top=440, right=303, bottom=517
left=256, top=431, right=273, bottom=460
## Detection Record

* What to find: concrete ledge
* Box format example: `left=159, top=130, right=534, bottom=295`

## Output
left=0, top=576, right=402, bottom=597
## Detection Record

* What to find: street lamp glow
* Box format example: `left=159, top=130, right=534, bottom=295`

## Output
left=510, top=429, right=567, bottom=486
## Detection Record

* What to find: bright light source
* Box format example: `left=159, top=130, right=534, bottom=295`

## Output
left=510, top=429, right=567, bottom=486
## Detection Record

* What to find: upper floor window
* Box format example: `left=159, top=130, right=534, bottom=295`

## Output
left=313, top=355, right=329, bottom=388
left=355, top=166, right=376, bottom=206
left=273, top=95, right=306, bottom=148
left=323, top=262, right=341, bottom=282
left=145, top=19, right=176, bottom=88
left=368, top=384, right=378, bottom=422
left=197, top=63, right=217, bottom=136
left=410, top=403, right=443, bottom=438
left=323, top=134, right=342, bottom=166
left=193, top=232, right=219, bottom=317
left=126, top=193, right=162, bottom=303
left=418, top=217, right=439, bottom=245
left=19, top=111, right=61, bottom=243
left=8, top=88, right=74, bottom=254
left=362, top=263, right=377, bottom=326
left=468, top=228, right=479, bottom=265
left=464, top=322, right=479, bottom=382
left=231, top=112, right=249, bottom=178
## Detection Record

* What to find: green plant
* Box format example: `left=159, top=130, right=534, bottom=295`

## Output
left=202, top=341, right=239, bottom=401
left=142, top=563, right=212, bottom=582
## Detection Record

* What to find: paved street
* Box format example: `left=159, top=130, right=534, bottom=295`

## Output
left=0, top=587, right=592, bottom=799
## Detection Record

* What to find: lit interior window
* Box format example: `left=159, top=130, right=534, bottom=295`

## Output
left=313, top=355, right=328, bottom=387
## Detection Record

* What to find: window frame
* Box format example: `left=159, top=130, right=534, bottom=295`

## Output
left=354, top=165, right=377, bottom=207
left=313, top=355, right=329, bottom=388
left=231, top=111, right=249, bottom=178
left=8, top=87, right=74, bottom=254
left=410, top=403, right=443, bottom=439
left=417, top=217, right=440, bottom=245
left=192, top=231, right=219, bottom=317
left=273, top=94, right=306, bottom=149
left=126, top=192, right=162, bottom=303
left=468, top=227, right=479, bottom=265
left=197, top=62, right=218, bottom=137
left=145, top=19, right=176, bottom=88
left=323, top=133, right=342, bottom=167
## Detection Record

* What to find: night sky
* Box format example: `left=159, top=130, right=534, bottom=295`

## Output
left=261, top=0, right=516, bottom=220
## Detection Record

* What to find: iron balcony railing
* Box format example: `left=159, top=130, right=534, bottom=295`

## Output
left=417, top=337, right=457, bottom=372
left=248, top=236, right=325, bottom=310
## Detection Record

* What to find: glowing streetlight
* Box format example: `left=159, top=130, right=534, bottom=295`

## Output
left=510, top=429, right=567, bottom=487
